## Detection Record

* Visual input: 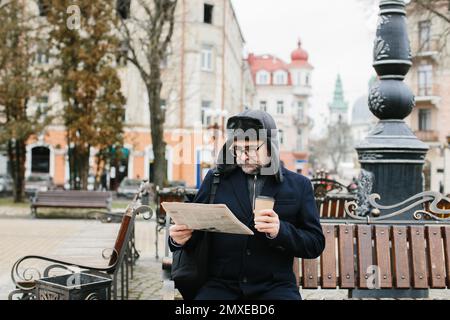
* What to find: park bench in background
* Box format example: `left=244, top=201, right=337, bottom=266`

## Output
left=316, top=194, right=357, bottom=218
left=311, top=173, right=358, bottom=219
left=161, top=191, right=450, bottom=300
left=30, top=190, right=113, bottom=218
left=9, top=183, right=152, bottom=300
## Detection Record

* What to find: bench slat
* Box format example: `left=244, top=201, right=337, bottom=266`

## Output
left=329, top=200, right=338, bottom=218
left=337, top=200, right=346, bottom=218
left=338, top=225, right=355, bottom=288
left=293, top=258, right=300, bottom=288
left=426, top=226, right=446, bottom=288
left=443, top=226, right=450, bottom=288
left=357, top=225, right=373, bottom=289
left=318, top=202, right=323, bottom=217
left=302, top=258, right=318, bottom=288
left=322, top=201, right=329, bottom=218
left=392, top=226, right=411, bottom=288
left=409, top=226, right=428, bottom=289
left=374, top=225, right=392, bottom=288
left=320, top=224, right=337, bottom=288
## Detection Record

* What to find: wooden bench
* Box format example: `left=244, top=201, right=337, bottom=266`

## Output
left=294, top=223, right=450, bottom=295
left=9, top=182, right=153, bottom=300
left=161, top=191, right=450, bottom=300
left=30, top=190, right=113, bottom=217
left=317, top=194, right=357, bottom=219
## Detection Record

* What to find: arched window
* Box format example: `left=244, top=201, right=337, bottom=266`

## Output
left=256, top=71, right=270, bottom=85
left=31, top=146, right=50, bottom=174
left=274, top=71, right=287, bottom=85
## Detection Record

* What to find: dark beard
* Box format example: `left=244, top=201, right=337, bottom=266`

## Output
left=238, top=164, right=262, bottom=175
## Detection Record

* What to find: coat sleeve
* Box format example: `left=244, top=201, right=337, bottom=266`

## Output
left=268, top=177, right=325, bottom=259
left=168, top=170, right=214, bottom=252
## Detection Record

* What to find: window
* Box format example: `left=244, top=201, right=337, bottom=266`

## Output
left=160, top=99, right=166, bottom=110
left=259, top=101, right=267, bottom=112
left=277, top=101, right=284, bottom=114
left=36, top=49, right=49, bottom=65
left=274, top=71, right=287, bottom=85
left=36, top=96, right=49, bottom=114
left=419, top=20, right=431, bottom=51
left=201, top=46, right=213, bottom=71
left=297, top=128, right=303, bottom=150
left=117, top=0, right=131, bottom=19
left=160, top=46, right=171, bottom=69
left=204, top=4, right=214, bottom=24
left=201, top=100, right=212, bottom=127
left=418, top=65, right=433, bottom=96
left=418, top=109, right=431, bottom=131
left=295, top=72, right=302, bottom=86
left=279, top=130, right=284, bottom=145
left=297, top=101, right=304, bottom=121
left=305, top=73, right=310, bottom=86
left=38, top=0, right=49, bottom=17
left=256, top=71, right=270, bottom=85
left=117, top=41, right=128, bottom=67
left=31, top=146, right=50, bottom=173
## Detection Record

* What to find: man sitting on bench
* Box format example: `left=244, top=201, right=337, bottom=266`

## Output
left=169, top=110, right=325, bottom=300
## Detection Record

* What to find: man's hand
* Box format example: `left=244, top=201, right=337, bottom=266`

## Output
left=254, top=209, right=280, bottom=239
left=169, top=224, right=193, bottom=246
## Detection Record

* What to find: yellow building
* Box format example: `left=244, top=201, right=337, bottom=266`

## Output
left=25, top=0, right=253, bottom=189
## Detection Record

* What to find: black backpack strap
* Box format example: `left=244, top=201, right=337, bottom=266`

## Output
left=209, top=169, right=221, bottom=204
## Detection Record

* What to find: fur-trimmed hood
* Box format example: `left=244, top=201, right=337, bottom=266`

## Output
left=215, top=110, right=283, bottom=183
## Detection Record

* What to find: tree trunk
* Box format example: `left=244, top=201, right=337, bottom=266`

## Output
left=69, top=145, right=90, bottom=190
left=8, top=139, right=26, bottom=203
left=147, top=66, right=167, bottom=188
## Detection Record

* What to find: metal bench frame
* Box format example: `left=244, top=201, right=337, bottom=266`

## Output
left=9, top=182, right=153, bottom=300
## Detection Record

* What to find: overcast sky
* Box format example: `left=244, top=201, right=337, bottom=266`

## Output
left=232, top=0, right=380, bottom=137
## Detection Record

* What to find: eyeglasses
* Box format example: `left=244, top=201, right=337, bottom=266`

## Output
left=230, top=142, right=265, bottom=158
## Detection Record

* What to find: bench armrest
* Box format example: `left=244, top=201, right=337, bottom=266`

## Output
left=11, top=254, right=118, bottom=292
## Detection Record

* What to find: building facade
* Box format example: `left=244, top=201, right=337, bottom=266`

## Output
left=405, top=1, right=450, bottom=193
left=18, top=0, right=253, bottom=189
left=246, top=41, right=314, bottom=175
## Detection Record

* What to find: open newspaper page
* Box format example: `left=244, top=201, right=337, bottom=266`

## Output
left=161, top=202, right=254, bottom=235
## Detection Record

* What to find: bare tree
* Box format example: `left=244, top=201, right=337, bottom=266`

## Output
left=411, top=0, right=450, bottom=24
left=117, top=0, right=177, bottom=188
left=408, top=0, right=450, bottom=57
left=310, top=122, right=354, bottom=174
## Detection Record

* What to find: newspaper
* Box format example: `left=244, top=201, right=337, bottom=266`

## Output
left=161, top=202, right=254, bottom=235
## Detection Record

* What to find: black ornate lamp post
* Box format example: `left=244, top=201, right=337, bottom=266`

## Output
left=356, top=0, right=429, bottom=217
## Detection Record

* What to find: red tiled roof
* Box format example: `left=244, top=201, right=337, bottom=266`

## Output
left=247, top=54, right=292, bottom=85
left=247, top=50, right=313, bottom=86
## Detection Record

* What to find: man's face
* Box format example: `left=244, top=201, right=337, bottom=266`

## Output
left=232, top=140, right=271, bottom=175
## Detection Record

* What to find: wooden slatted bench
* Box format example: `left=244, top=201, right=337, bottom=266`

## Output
left=9, top=182, right=152, bottom=300
left=161, top=191, right=450, bottom=300
left=30, top=190, right=113, bottom=217
left=295, top=223, right=450, bottom=296
left=317, top=194, right=357, bottom=219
